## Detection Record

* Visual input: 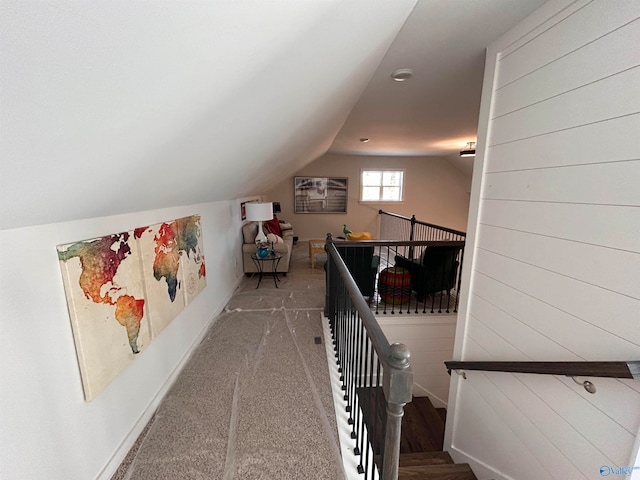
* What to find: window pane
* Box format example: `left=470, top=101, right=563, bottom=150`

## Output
left=362, top=186, right=380, bottom=201
left=362, top=171, right=381, bottom=186
left=382, top=186, right=400, bottom=201
left=361, top=170, right=403, bottom=202
left=382, top=171, right=402, bottom=186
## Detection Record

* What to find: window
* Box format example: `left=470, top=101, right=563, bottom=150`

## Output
left=360, top=170, right=404, bottom=202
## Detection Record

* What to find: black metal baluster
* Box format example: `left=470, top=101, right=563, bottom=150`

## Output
left=334, top=270, right=341, bottom=363
left=350, top=306, right=358, bottom=428
left=359, top=332, right=371, bottom=478
left=339, top=282, right=348, bottom=388
left=337, top=279, right=345, bottom=375
left=352, top=320, right=364, bottom=469
left=345, top=303, right=354, bottom=423
left=351, top=317, right=362, bottom=442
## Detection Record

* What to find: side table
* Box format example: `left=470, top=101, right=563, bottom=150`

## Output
left=251, top=252, right=283, bottom=288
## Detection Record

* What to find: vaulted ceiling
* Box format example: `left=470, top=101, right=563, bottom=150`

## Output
left=0, top=0, right=547, bottom=231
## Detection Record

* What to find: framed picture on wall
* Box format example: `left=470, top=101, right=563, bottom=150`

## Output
left=294, top=177, right=347, bottom=214
left=240, top=200, right=257, bottom=220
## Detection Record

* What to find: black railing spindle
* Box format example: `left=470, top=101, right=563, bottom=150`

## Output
left=377, top=211, right=465, bottom=315
left=325, top=234, right=412, bottom=480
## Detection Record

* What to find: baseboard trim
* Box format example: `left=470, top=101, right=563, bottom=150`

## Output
left=447, top=445, right=512, bottom=480
left=412, top=382, right=448, bottom=409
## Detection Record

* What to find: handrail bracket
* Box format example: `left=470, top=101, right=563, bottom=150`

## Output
left=569, top=376, right=596, bottom=394
left=454, top=369, right=467, bottom=380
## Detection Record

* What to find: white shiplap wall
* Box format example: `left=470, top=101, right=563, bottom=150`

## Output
left=378, top=315, right=456, bottom=407
left=445, top=1, right=640, bottom=479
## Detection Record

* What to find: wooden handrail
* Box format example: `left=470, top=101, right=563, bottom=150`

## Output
left=332, top=239, right=466, bottom=248
left=445, top=361, right=640, bottom=379
left=378, top=209, right=409, bottom=221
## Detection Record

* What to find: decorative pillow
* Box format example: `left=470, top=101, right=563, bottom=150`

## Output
left=347, top=231, right=372, bottom=241
left=266, top=233, right=284, bottom=244
left=263, top=216, right=282, bottom=236
left=279, top=222, right=293, bottom=233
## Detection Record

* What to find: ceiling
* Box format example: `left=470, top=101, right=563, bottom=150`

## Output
left=330, top=0, right=548, bottom=174
left=0, top=0, right=547, bottom=231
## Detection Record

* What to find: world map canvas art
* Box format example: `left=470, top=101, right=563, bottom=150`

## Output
left=57, top=215, right=206, bottom=401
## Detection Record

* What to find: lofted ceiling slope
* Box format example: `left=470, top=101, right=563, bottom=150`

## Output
left=0, top=0, right=548, bottom=231
left=330, top=0, right=548, bottom=165
left=0, top=1, right=417, bottom=230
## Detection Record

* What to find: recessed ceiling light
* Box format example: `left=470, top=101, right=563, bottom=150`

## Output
left=360, top=138, right=370, bottom=143
left=391, top=68, right=413, bottom=82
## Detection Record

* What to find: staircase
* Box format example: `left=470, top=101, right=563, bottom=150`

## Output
left=357, top=388, right=477, bottom=479
left=397, top=397, right=476, bottom=480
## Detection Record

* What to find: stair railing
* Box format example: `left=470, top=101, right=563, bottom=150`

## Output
left=445, top=360, right=640, bottom=393
left=378, top=210, right=466, bottom=311
left=325, top=234, right=413, bottom=480
left=378, top=210, right=466, bottom=261
left=329, top=237, right=465, bottom=315
left=374, top=239, right=466, bottom=315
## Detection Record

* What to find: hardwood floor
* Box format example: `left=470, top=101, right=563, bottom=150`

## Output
left=357, top=387, right=477, bottom=479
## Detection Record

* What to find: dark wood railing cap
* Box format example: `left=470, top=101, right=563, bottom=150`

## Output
left=445, top=361, right=640, bottom=379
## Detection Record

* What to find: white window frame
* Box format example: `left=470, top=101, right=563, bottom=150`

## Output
left=359, top=169, right=405, bottom=203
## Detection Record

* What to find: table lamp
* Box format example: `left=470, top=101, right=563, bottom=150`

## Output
left=245, top=202, right=273, bottom=244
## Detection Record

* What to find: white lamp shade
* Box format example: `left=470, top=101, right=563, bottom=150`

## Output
left=245, top=202, right=273, bottom=221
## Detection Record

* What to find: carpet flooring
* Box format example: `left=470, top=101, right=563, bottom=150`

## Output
left=112, top=242, right=345, bottom=480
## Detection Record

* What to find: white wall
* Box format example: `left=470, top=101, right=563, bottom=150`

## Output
left=263, top=152, right=471, bottom=240
left=0, top=1, right=417, bottom=231
left=0, top=199, right=245, bottom=479
left=446, top=1, right=640, bottom=479
left=379, top=315, right=456, bottom=407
